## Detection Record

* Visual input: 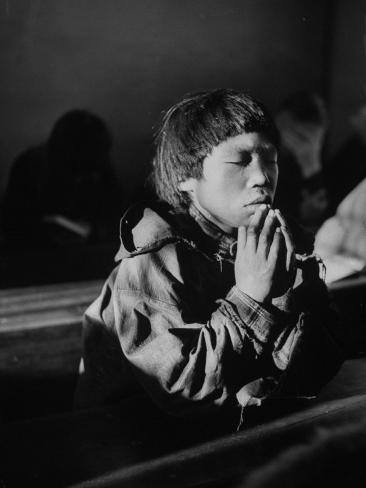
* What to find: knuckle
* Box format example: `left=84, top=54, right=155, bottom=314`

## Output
left=247, top=226, right=257, bottom=235
left=259, top=235, right=270, bottom=246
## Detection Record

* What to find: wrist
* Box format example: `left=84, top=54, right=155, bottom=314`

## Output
left=235, top=284, right=270, bottom=305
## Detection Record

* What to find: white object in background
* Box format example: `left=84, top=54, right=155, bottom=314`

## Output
left=320, top=253, right=365, bottom=284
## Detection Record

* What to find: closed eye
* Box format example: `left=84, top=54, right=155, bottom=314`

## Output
left=226, top=153, right=252, bottom=166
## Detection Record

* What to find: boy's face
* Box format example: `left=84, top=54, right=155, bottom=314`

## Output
left=180, top=132, right=278, bottom=234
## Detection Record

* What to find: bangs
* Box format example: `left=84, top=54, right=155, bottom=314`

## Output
left=152, top=89, right=279, bottom=208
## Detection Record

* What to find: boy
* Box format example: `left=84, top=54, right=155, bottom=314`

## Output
left=75, top=89, right=343, bottom=431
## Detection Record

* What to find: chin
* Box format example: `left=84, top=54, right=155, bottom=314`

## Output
left=235, top=215, right=252, bottom=228
left=235, top=206, right=263, bottom=227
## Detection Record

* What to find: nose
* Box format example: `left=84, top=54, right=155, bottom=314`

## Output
left=247, top=157, right=270, bottom=187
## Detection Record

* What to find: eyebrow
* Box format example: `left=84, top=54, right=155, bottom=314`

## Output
left=235, top=143, right=277, bottom=155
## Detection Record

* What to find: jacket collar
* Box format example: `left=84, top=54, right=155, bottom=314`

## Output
left=188, top=204, right=237, bottom=258
left=114, top=201, right=236, bottom=262
left=115, top=200, right=314, bottom=262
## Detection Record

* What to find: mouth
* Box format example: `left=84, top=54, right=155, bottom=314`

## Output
left=245, top=195, right=272, bottom=206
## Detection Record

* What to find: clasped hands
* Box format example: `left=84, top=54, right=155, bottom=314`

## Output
left=235, top=205, right=296, bottom=304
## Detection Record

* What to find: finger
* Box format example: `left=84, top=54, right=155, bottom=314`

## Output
left=258, top=208, right=279, bottom=258
left=268, top=227, right=282, bottom=264
left=237, top=226, right=247, bottom=252
left=274, top=209, right=294, bottom=247
left=284, top=236, right=296, bottom=274
left=274, top=209, right=295, bottom=270
left=281, top=226, right=295, bottom=260
left=246, top=204, right=269, bottom=251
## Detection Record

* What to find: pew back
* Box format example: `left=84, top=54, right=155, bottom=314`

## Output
left=1, top=358, right=366, bottom=488
left=0, top=280, right=102, bottom=420
left=0, top=280, right=102, bottom=374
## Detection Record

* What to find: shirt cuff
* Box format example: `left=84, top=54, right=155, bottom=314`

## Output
left=226, top=286, right=282, bottom=345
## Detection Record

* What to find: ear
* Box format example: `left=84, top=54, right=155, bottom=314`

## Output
left=178, top=178, right=197, bottom=194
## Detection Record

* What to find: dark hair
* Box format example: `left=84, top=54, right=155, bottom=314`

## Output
left=47, top=109, right=112, bottom=172
left=152, top=88, right=279, bottom=209
left=277, top=91, right=327, bottom=126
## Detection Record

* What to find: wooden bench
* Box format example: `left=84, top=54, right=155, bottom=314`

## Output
left=328, top=273, right=366, bottom=356
left=0, top=280, right=103, bottom=316
left=0, top=275, right=364, bottom=484
left=1, top=357, right=366, bottom=488
left=0, top=280, right=102, bottom=420
left=0, top=280, right=102, bottom=374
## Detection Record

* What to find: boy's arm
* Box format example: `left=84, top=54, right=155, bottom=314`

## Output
left=268, top=257, right=345, bottom=400
left=111, top=279, right=290, bottom=416
left=79, top=243, right=330, bottom=417
left=79, top=213, right=343, bottom=416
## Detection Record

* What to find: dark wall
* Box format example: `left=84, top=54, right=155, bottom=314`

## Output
left=0, top=0, right=329, bottom=201
left=327, top=0, right=366, bottom=155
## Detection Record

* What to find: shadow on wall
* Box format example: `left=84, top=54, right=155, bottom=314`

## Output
left=0, top=0, right=330, bottom=202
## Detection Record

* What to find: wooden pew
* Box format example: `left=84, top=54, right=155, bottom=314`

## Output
left=71, top=395, right=366, bottom=488
left=0, top=280, right=102, bottom=376
left=0, top=280, right=102, bottom=420
left=1, top=357, right=366, bottom=488
left=0, top=275, right=364, bottom=484
left=328, top=273, right=366, bottom=356
left=0, top=280, right=103, bottom=316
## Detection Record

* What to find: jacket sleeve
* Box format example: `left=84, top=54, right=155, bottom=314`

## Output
left=79, top=244, right=344, bottom=416
left=266, top=255, right=345, bottom=401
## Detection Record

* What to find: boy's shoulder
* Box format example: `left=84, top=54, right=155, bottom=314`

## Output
left=114, top=200, right=202, bottom=262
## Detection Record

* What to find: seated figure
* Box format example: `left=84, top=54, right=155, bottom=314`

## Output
left=274, top=91, right=328, bottom=232
left=0, top=110, right=122, bottom=286
left=74, top=89, right=344, bottom=440
left=325, top=104, right=366, bottom=214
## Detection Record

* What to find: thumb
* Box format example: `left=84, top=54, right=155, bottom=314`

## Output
left=237, top=226, right=247, bottom=250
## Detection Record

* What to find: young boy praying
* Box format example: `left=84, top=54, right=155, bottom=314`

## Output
left=75, top=89, right=343, bottom=431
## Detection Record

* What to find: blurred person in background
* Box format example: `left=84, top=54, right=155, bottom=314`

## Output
left=0, top=110, right=123, bottom=286
left=274, top=91, right=328, bottom=232
left=325, top=103, right=366, bottom=214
